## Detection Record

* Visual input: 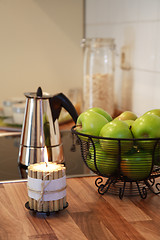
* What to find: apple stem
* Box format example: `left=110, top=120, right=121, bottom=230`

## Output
left=76, top=124, right=82, bottom=130
left=76, top=124, right=82, bottom=127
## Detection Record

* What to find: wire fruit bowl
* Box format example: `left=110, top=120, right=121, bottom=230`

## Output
left=71, top=125, right=160, bottom=199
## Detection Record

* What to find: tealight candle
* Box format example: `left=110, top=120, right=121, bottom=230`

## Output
left=27, top=148, right=67, bottom=212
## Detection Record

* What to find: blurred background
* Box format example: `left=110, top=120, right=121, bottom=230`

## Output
left=0, top=0, right=160, bottom=119
left=85, top=0, right=160, bottom=117
left=0, top=0, right=84, bottom=104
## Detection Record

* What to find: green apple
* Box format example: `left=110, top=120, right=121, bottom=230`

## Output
left=76, top=110, right=108, bottom=136
left=116, top=111, right=137, bottom=121
left=124, top=119, right=134, bottom=129
left=131, top=114, right=160, bottom=150
left=143, top=109, right=160, bottom=118
left=121, top=149, right=152, bottom=180
left=86, top=143, right=119, bottom=176
left=99, top=119, right=133, bottom=154
left=131, top=114, right=160, bottom=138
left=153, top=142, right=160, bottom=166
left=88, top=107, right=112, bottom=122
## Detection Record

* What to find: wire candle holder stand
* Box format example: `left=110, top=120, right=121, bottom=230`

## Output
left=71, top=126, right=160, bottom=199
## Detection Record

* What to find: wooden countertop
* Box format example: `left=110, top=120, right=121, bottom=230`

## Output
left=1, top=176, right=160, bottom=240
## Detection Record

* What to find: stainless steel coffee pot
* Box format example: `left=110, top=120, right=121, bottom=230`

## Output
left=18, top=87, right=78, bottom=167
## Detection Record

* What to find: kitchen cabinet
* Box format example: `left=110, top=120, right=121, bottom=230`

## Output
left=0, top=0, right=84, bottom=107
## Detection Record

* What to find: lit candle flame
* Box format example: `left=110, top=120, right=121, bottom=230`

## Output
left=44, top=146, right=48, bottom=167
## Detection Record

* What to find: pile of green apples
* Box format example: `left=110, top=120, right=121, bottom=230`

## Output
left=76, top=107, right=160, bottom=180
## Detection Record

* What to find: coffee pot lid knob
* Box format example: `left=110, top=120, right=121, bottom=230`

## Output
left=36, top=87, right=43, bottom=97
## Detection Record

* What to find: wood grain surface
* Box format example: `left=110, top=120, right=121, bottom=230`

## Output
left=0, top=176, right=160, bottom=240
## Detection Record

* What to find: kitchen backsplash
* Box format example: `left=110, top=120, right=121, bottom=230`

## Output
left=85, top=0, right=160, bottom=116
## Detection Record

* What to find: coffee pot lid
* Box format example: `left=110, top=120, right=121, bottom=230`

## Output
left=24, top=87, right=53, bottom=99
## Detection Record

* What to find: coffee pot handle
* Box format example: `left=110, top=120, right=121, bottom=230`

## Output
left=49, top=93, right=79, bottom=123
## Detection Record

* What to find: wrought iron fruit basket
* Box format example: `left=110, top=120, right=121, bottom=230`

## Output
left=71, top=125, right=160, bottom=199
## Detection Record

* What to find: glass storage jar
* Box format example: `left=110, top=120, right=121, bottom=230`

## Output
left=82, top=38, right=115, bottom=116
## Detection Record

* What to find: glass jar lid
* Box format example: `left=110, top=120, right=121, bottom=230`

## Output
left=81, top=38, right=115, bottom=48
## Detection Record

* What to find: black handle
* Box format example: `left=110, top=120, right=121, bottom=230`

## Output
left=49, top=93, right=78, bottom=123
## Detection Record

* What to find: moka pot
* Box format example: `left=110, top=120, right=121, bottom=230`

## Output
left=18, top=87, right=78, bottom=167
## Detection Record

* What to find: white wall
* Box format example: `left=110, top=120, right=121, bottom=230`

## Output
left=0, top=0, right=83, bottom=106
left=86, top=0, right=160, bottom=116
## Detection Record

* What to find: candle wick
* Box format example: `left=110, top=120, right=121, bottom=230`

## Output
left=45, top=162, right=48, bottom=167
